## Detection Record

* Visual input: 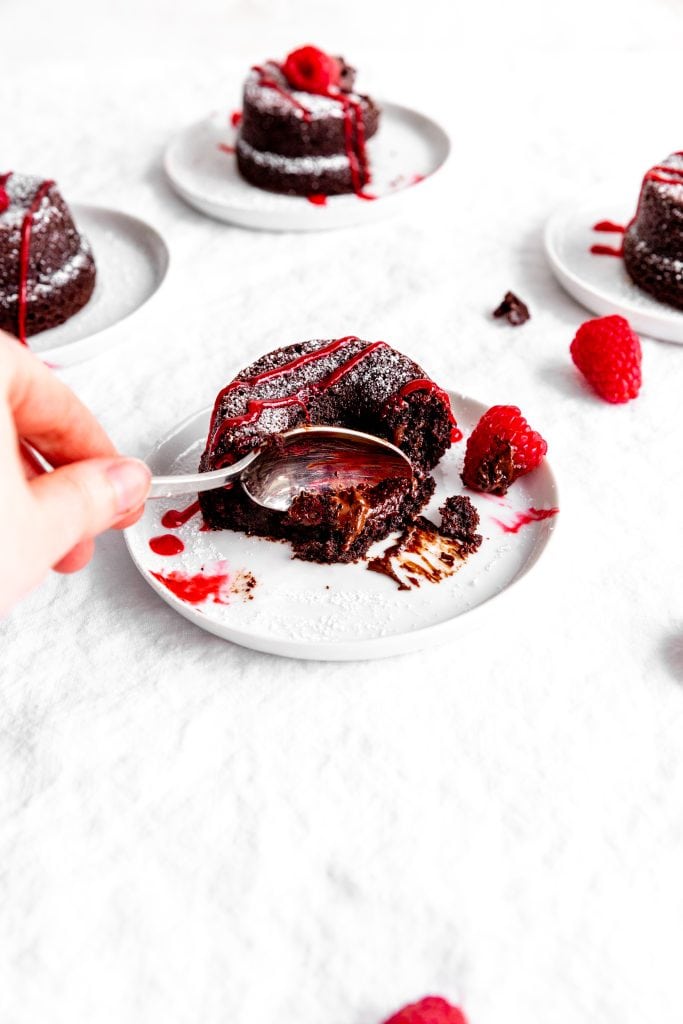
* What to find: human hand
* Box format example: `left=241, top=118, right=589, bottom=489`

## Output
left=0, top=331, right=151, bottom=615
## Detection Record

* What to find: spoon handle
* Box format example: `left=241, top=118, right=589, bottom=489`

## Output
left=19, top=440, right=261, bottom=501
left=147, top=449, right=260, bottom=499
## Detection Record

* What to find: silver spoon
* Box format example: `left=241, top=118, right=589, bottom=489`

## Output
left=148, top=426, right=414, bottom=512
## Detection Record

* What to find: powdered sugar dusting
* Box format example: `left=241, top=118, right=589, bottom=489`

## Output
left=208, top=337, right=429, bottom=452
left=0, top=172, right=54, bottom=227
left=244, top=64, right=363, bottom=121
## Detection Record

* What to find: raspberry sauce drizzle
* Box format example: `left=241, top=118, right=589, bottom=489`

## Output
left=161, top=500, right=201, bottom=529
left=207, top=337, right=461, bottom=463
left=252, top=65, right=312, bottom=120
left=644, top=159, right=683, bottom=187
left=494, top=506, right=559, bottom=534
left=149, top=534, right=185, bottom=556
left=18, top=179, right=54, bottom=347
left=209, top=340, right=385, bottom=462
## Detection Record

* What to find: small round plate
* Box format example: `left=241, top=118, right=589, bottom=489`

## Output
left=125, top=392, right=559, bottom=661
left=30, top=205, right=170, bottom=368
left=545, top=190, right=683, bottom=344
left=164, top=101, right=450, bottom=231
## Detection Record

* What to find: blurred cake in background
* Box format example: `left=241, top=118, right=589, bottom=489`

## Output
left=0, top=172, right=96, bottom=345
left=623, top=152, right=683, bottom=310
left=235, top=45, right=380, bottom=197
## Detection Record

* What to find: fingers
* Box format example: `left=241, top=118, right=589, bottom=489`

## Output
left=28, top=457, right=151, bottom=569
left=111, top=501, right=147, bottom=531
left=53, top=538, right=95, bottom=574
left=0, top=330, right=118, bottom=465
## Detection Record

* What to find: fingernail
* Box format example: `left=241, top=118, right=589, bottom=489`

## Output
left=106, top=459, right=151, bottom=515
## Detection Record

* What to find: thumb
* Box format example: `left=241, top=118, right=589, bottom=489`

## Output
left=29, top=457, right=151, bottom=567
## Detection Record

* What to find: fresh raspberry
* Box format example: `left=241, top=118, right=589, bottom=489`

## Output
left=282, top=45, right=341, bottom=95
left=570, top=314, right=642, bottom=403
left=383, top=996, right=468, bottom=1024
left=462, top=404, right=548, bottom=495
left=0, top=186, right=9, bottom=214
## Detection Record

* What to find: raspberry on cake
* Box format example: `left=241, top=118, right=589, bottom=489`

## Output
left=461, top=404, right=548, bottom=496
left=623, top=152, right=683, bottom=310
left=235, top=45, right=380, bottom=197
left=198, top=337, right=459, bottom=564
left=0, top=172, right=96, bottom=345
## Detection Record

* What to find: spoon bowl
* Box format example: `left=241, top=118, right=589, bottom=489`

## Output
left=148, top=426, right=414, bottom=511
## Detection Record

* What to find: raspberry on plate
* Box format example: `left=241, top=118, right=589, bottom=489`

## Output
left=383, top=995, right=468, bottom=1024
left=570, top=314, right=642, bottom=404
left=461, top=404, right=548, bottom=496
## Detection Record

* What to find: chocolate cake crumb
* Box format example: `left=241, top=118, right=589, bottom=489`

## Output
left=438, top=495, right=482, bottom=554
left=493, top=291, right=530, bottom=326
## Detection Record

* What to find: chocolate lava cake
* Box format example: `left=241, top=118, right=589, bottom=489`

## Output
left=198, top=337, right=459, bottom=564
left=623, top=152, right=683, bottom=310
left=236, top=45, right=380, bottom=196
left=0, top=172, right=96, bottom=345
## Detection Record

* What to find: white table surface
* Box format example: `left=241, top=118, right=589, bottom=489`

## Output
left=2, top=1, right=683, bottom=1022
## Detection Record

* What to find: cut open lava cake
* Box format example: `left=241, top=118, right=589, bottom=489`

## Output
left=198, top=336, right=464, bottom=564
left=236, top=45, right=380, bottom=197
left=0, top=172, right=96, bottom=345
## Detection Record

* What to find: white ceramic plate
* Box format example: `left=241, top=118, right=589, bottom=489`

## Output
left=164, top=102, right=450, bottom=231
left=29, top=205, right=170, bottom=367
left=545, top=190, right=683, bottom=344
left=125, top=392, right=559, bottom=661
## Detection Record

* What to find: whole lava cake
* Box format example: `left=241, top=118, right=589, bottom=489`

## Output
left=236, top=45, right=380, bottom=197
left=198, top=337, right=460, bottom=564
left=623, top=152, right=683, bottom=310
left=0, top=172, right=96, bottom=345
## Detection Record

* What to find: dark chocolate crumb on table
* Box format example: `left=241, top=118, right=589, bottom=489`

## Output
left=493, top=291, right=530, bottom=326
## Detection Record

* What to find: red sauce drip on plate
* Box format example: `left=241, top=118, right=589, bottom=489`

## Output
left=231, top=110, right=242, bottom=127
left=217, top=143, right=236, bottom=155
left=592, top=220, right=625, bottom=233
left=149, top=534, right=185, bottom=556
left=161, top=499, right=201, bottom=529
left=494, top=506, right=559, bottom=534
left=590, top=243, right=623, bottom=257
left=307, top=194, right=327, bottom=206
left=151, top=567, right=231, bottom=604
